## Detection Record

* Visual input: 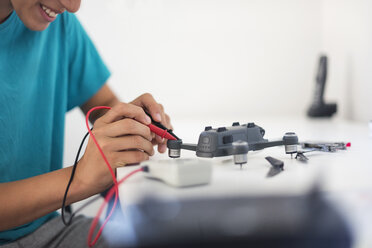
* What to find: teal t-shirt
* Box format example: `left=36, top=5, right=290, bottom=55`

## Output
left=0, top=11, right=110, bottom=244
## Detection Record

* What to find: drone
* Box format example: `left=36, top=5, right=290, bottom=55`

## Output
left=166, top=122, right=299, bottom=167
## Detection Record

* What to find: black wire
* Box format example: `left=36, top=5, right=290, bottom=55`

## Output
left=61, top=129, right=91, bottom=226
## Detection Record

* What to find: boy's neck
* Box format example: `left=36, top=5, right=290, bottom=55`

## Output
left=0, top=1, right=13, bottom=24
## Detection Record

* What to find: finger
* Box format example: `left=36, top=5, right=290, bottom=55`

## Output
left=157, top=104, right=171, bottom=130
left=157, top=143, right=167, bottom=153
left=103, top=119, right=152, bottom=141
left=158, top=104, right=168, bottom=128
left=135, top=93, right=163, bottom=123
left=156, top=103, right=165, bottom=123
left=113, top=150, right=150, bottom=168
left=151, top=139, right=167, bottom=153
left=155, top=134, right=164, bottom=144
left=106, top=135, right=155, bottom=156
left=97, top=102, right=151, bottom=126
left=156, top=105, right=172, bottom=130
left=164, top=113, right=173, bottom=130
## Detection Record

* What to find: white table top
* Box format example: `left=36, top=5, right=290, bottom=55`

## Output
left=117, top=117, right=372, bottom=248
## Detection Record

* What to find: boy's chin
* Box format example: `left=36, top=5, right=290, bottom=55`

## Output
left=25, top=21, right=50, bottom=31
left=19, top=13, right=51, bottom=31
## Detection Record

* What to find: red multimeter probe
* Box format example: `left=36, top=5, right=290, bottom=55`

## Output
left=148, top=124, right=177, bottom=140
left=145, top=111, right=179, bottom=141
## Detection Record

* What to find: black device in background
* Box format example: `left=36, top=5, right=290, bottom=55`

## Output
left=307, top=55, right=337, bottom=117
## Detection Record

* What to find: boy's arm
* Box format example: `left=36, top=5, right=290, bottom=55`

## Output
left=0, top=102, right=155, bottom=231
left=0, top=166, right=96, bottom=231
left=80, top=84, right=120, bottom=123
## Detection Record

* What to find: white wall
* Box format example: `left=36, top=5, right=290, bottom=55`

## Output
left=75, top=0, right=322, bottom=120
left=321, top=0, right=372, bottom=122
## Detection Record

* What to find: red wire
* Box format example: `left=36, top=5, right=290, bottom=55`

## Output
left=84, top=106, right=147, bottom=247
left=87, top=168, right=143, bottom=247
left=85, top=106, right=117, bottom=185
left=85, top=106, right=118, bottom=247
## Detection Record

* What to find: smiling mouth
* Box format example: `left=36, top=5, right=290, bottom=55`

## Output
left=40, top=4, right=59, bottom=18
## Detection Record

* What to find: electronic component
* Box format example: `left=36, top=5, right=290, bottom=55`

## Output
left=142, top=159, right=213, bottom=187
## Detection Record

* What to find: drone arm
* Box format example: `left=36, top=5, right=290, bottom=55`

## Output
left=167, top=140, right=197, bottom=158
left=249, top=133, right=298, bottom=154
left=181, top=143, right=197, bottom=152
left=250, top=140, right=284, bottom=151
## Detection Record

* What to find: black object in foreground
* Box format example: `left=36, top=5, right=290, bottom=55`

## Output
left=118, top=188, right=352, bottom=248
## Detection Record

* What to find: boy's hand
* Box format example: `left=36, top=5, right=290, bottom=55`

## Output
left=76, top=102, right=154, bottom=192
left=130, top=93, right=173, bottom=153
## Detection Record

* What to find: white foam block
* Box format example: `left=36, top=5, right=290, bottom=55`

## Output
left=143, top=159, right=213, bottom=187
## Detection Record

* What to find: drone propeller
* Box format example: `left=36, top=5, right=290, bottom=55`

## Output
left=294, top=148, right=318, bottom=162
left=267, top=168, right=282, bottom=178
left=265, top=156, right=284, bottom=170
left=295, top=152, right=309, bottom=162
left=265, top=156, right=284, bottom=178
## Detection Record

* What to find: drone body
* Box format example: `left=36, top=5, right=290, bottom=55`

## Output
left=167, top=122, right=298, bottom=165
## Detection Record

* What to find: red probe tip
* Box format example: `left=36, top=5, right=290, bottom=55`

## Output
left=346, top=142, right=351, bottom=147
left=148, top=124, right=177, bottom=140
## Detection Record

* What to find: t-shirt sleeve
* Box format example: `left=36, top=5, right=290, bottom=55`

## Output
left=65, top=13, right=111, bottom=111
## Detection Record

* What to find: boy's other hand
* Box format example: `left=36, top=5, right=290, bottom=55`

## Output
left=130, top=93, right=173, bottom=154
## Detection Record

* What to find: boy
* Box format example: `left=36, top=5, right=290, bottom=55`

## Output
left=0, top=0, right=171, bottom=247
